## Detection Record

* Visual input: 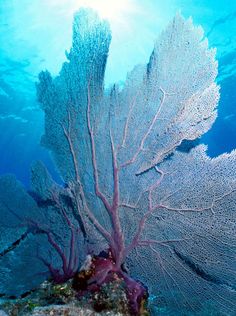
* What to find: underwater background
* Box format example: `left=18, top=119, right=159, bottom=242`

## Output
left=0, top=0, right=236, bottom=186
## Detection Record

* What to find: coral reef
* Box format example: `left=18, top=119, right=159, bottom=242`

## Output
left=0, top=8, right=235, bottom=315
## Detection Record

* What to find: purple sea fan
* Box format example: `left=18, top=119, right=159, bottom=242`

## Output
left=0, top=8, right=236, bottom=316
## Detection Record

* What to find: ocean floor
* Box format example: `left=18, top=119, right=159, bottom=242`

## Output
left=0, top=278, right=149, bottom=316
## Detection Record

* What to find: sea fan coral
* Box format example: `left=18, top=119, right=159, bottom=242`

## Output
left=0, top=8, right=235, bottom=315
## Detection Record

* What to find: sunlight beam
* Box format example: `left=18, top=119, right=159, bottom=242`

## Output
left=77, top=0, right=134, bottom=20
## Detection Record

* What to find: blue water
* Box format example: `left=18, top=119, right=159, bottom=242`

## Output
left=0, top=0, right=236, bottom=186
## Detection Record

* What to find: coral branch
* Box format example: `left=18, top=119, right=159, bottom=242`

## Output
left=87, top=82, right=112, bottom=212
left=118, top=90, right=142, bottom=150
left=61, top=110, right=80, bottom=182
left=120, top=87, right=167, bottom=168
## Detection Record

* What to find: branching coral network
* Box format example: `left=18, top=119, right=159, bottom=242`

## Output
left=0, top=8, right=236, bottom=316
